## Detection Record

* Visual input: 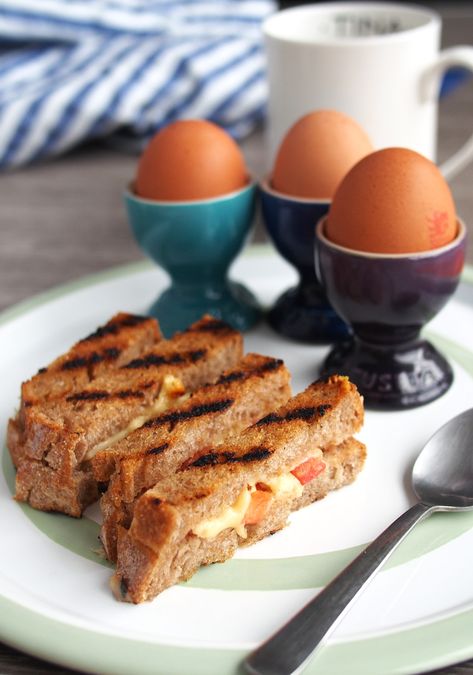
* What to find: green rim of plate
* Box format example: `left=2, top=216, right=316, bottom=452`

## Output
left=1, top=252, right=473, bottom=674
left=2, top=582, right=473, bottom=675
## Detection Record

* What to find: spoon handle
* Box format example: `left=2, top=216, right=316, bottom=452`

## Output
left=244, top=500, right=435, bottom=675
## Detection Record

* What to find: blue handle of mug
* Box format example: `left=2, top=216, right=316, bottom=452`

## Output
left=421, top=45, right=473, bottom=180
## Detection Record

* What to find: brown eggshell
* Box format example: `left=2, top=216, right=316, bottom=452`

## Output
left=271, top=110, right=373, bottom=199
left=135, top=119, right=248, bottom=201
left=325, top=147, right=457, bottom=253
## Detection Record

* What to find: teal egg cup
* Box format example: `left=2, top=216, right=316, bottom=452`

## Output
left=125, top=182, right=261, bottom=337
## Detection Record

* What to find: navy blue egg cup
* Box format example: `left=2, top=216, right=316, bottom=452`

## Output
left=260, top=179, right=350, bottom=343
left=315, top=218, right=467, bottom=409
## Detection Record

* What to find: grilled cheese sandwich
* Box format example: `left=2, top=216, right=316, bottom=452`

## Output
left=112, top=375, right=366, bottom=603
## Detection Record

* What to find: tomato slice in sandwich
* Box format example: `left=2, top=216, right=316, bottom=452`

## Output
left=244, top=487, right=273, bottom=525
left=291, top=457, right=326, bottom=485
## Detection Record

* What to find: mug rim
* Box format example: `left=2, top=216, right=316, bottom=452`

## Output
left=263, top=1, right=440, bottom=48
left=315, top=216, right=466, bottom=260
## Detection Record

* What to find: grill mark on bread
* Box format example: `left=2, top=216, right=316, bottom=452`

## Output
left=187, top=451, right=231, bottom=467
left=255, top=404, right=332, bottom=426
left=61, top=348, right=121, bottom=371
left=216, top=358, right=283, bottom=386
left=66, top=391, right=109, bottom=402
left=185, top=319, right=231, bottom=334
left=119, top=315, right=150, bottom=327
left=124, top=349, right=206, bottom=370
left=228, top=447, right=273, bottom=463
left=116, top=389, right=147, bottom=399
left=146, top=443, right=169, bottom=456
left=144, top=399, right=234, bottom=428
left=79, top=314, right=150, bottom=342
left=256, top=358, right=283, bottom=374
left=217, top=370, right=245, bottom=385
left=189, top=350, right=206, bottom=362
left=124, top=354, right=183, bottom=369
left=188, top=445, right=272, bottom=468
left=66, top=389, right=147, bottom=403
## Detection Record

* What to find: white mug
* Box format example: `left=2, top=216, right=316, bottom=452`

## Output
left=263, top=2, right=473, bottom=180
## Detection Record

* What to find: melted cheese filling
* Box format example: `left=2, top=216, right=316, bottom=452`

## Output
left=85, top=375, right=188, bottom=460
left=192, top=448, right=324, bottom=540
left=265, top=472, right=303, bottom=499
left=193, top=486, right=252, bottom=540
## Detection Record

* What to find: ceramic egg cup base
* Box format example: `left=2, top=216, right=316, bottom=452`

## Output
left=321, top=336, right=453, bottom=410
left=268, top=280, right=351, bottom=343
left=149, top=280, right=261, bottom=337
left=125, top=178, right=259, bottom=337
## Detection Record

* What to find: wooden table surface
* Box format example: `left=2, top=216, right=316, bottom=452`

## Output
left=1, top=5, right=473, bottom=673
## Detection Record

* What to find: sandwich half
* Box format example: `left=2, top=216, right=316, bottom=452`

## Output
left=11, top=312, right=162, bottom=412
left=95, top=353, right=292, bottom=561
left=112, top=375, right=365, bottom=603
left=7, top=314, right=242, bottom=516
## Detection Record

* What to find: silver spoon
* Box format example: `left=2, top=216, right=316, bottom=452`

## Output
left=244, top=407, right=473, bottom=675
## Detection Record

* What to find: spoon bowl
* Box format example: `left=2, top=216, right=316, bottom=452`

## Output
left=413, top=407, right=473, bottom=509
left=245, top=406, right=473, bottom=675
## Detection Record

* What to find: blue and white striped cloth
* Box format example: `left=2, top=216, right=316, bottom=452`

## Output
left=0, top=0, right=276, bottom=170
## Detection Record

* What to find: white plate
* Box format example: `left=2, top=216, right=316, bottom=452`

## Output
left=1, top=246, right=473, bottom=675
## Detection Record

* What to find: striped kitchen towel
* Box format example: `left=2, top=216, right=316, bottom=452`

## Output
left=0, top=0, right=276, bottom=170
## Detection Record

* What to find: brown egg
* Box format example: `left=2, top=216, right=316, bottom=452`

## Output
left=271, top=110, right=373, bottom=199
left=325, top=148, right=457, bottom=254
left=135, top=119, right=248, bottom=201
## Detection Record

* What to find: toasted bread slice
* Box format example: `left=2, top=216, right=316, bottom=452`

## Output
left=9, top=315, right=243, bottom=516
left=8, top=312, right=162, bottom=469
left=21, top=312, right=162, bottom=404
left=97, top=354, right=292, bottom=561
left=112, top=375, right=365, bottom=603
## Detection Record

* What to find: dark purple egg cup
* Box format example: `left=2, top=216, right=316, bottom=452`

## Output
left=315, top=218, right=467, bottom=409
left=260, top=179, right=350, bottom=343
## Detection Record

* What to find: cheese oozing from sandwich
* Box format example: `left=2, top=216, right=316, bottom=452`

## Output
left=192, top=450, right=322, bottom=540
left=193, top=486, right=252, bottom=539
left=265, top=472, right=303, bottom=499
left=85, top=375, right=188, bottom=460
